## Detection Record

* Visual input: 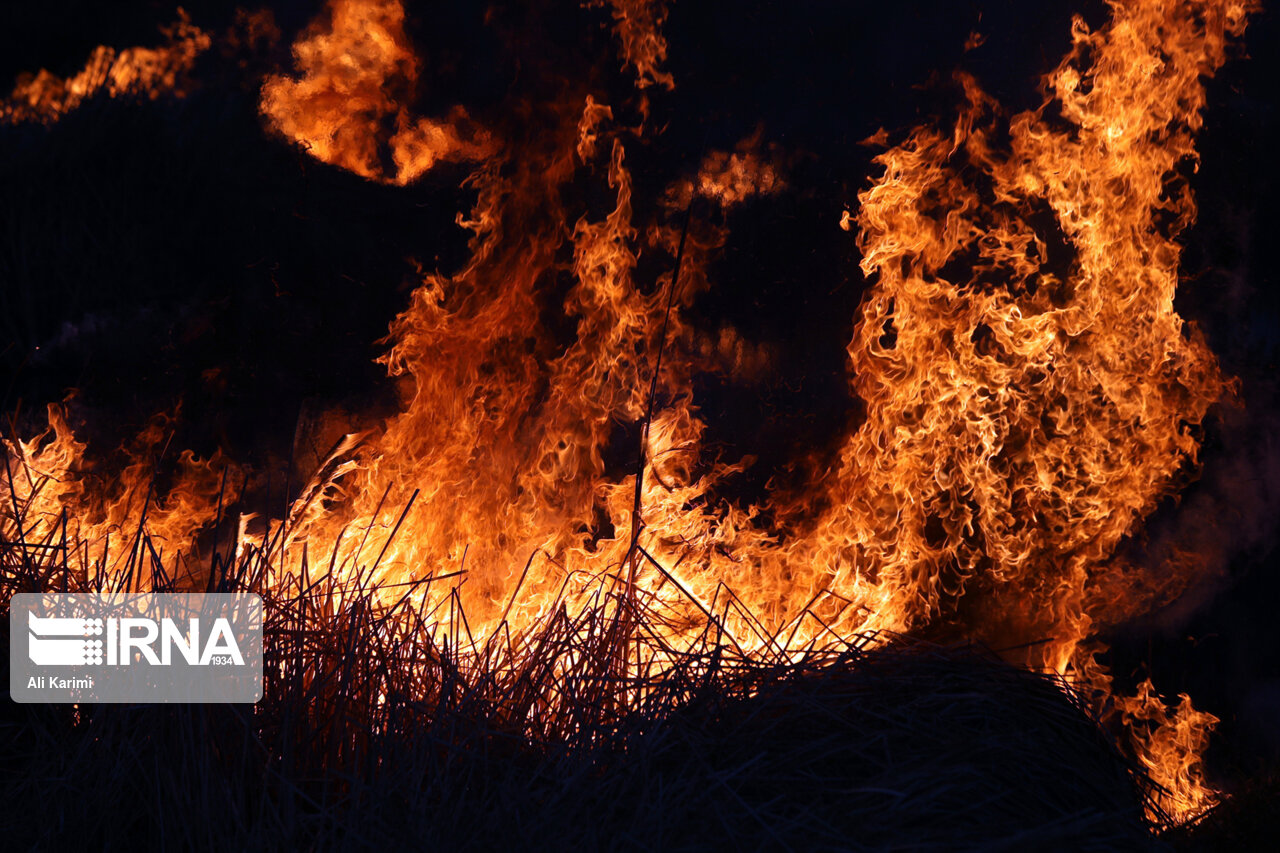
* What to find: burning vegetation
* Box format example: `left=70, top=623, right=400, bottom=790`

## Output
left=0, top=12, right=212, bottom=124
left=1, top=0, right=1276, bottom=847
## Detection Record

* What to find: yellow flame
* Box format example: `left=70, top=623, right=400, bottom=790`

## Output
left=2, top=0, right=1256, bottom=825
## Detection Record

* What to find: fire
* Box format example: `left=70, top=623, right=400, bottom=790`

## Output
left=259, top=0, right=492, bottom=184
left=3, top=404, right=232, bottom=590
left=2, top=14, right=211, bottom=124
left=593, top=0, right=676, bottom=90
left=782, top=0, right=1252, bottom=815
left=0, top=0, right=1256, bottom=826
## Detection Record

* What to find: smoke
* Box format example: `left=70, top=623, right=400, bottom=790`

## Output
left=1128, top=180, right=1280, bottom=635
left=1132, top=393, right=1280, bottom=632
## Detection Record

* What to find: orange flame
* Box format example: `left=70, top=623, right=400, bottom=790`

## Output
left=801, top=0, right=1251, bottom=816
left=1, top=0, right=1256, bottom=826
left=2, top=13, right=211, bottom=124
left=3, top=403, right=233, bottom=589
left=591, top=0, right=676, bottom=90
left=259, top=0, right=492, bottom=184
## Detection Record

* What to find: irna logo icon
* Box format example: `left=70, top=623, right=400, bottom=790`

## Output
left=26, top=614, right=105, bottom=666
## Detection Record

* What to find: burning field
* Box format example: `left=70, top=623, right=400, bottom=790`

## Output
left=2, top=0, right=1278, bottom=848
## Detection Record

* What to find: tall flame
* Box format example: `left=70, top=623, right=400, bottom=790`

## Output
left=1, top=0, right=1255, bottom=825
left=795, top=0, right=1252, bottom=816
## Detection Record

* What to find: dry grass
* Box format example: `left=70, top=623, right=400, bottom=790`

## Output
left=0, top=471, right=1173, bottom=852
